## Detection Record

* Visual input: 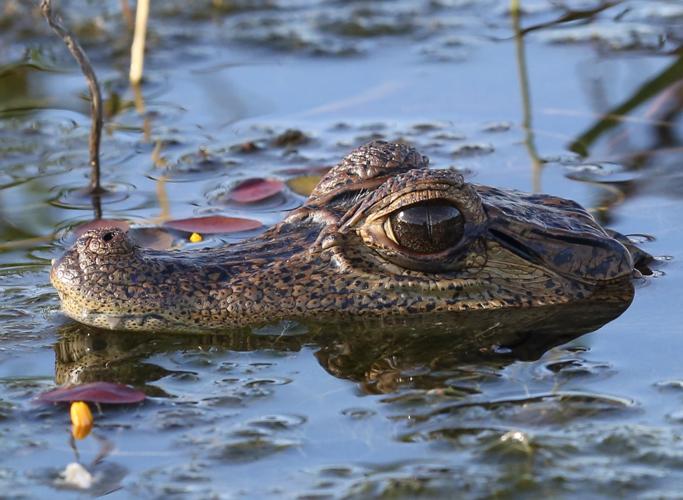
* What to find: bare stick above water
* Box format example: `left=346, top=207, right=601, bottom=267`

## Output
left=41, top=0, right=104, bottom=195
left=129, top=0, right=150, bottom=84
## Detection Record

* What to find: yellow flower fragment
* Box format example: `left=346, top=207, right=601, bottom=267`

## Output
left=70, top=401, right=93, bottom=440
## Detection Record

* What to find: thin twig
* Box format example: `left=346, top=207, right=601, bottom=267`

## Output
left=92, top=192, right=103, bottom=220
left=41, top=0, right=104, bottom=195
left=119, top=0, right=134, bottom=30
left=520, top=0, right=621, bottom=36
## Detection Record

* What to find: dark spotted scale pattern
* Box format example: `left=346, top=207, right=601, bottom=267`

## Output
left=50, top=141, right=647, bottom=333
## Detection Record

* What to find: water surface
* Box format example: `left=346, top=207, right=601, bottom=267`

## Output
left=1, top=0, right=682, bottom=497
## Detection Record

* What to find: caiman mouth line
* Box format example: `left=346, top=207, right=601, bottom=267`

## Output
left=50, top=141, right=649, bottom=333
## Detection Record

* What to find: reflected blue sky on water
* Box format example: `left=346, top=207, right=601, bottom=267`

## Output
left=0, top=0, right=682, bottom=496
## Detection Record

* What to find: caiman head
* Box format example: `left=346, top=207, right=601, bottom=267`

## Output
left=50, top=141, right=647, bottom=333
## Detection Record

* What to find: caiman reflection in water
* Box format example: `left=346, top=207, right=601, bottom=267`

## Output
left=55, top=295, right=634, bottom=393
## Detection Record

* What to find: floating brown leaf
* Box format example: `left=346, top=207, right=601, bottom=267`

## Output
left=164, top=216, right=262, bottom=234
left=229, top=178, right=285, bottom=203
left=37, top=381, right=146, bottom=404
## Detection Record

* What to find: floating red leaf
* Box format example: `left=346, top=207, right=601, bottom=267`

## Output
left=164, top=216, right=262, bottom=234
left=229, top=178, right=284, bottom=203
left=37, top=381, right=146, bottom=404
left=73, top=219, right=130, bottom=238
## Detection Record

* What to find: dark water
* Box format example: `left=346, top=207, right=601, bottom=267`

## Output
left=1, top=0, right=682, bottom=497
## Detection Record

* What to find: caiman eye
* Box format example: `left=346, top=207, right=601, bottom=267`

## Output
left=386, top=200, right=464, bottom=254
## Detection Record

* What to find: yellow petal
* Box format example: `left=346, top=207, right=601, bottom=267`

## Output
left=70, top=401, right=93, bottom=440
left=287, top=175, right=322, bottom=197
left=189, top=232, right=203, bottom=243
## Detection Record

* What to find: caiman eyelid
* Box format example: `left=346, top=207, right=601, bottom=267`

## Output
left=382, top=217, right=399, bottom=246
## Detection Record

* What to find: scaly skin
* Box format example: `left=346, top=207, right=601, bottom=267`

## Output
left=50, top=141, right=643, bottom=333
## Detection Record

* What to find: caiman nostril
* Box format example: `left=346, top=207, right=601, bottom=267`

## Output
left=102, top=232, right=114, bottom=242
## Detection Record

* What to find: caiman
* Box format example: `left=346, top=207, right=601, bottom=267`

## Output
left=50, top=141, right=651, bottom=333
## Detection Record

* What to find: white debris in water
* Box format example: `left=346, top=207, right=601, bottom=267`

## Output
left=55, top=462, right=93, bottom=490
left=501, top=430, right=528, bottom=444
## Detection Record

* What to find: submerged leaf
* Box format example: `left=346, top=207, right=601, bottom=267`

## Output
left=273, top=128, right=309, bottom=147
left=128, top=227, right=177, bottom=250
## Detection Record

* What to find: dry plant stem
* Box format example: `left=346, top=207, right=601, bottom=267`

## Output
left=92, top=193, right=102, bottom=220
left=511, top=0, right=543, bottom=193
left=129, top=0, right=150, bottom=84
left=40, top=0, right=104, bottom=195
left=120, top=0, right=134, bottom=30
